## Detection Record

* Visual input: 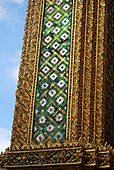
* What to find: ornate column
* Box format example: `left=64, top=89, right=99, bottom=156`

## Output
left=0, top=0, right=113, bottom=169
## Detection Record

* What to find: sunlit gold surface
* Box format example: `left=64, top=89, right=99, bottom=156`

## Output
left=0, top=0, right=113, bottom=169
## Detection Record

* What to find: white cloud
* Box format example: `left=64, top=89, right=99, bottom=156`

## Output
left=0, top=0, right=24, bottom=5
left=0, top=0, right=25, bottom=21
left=9, top=0, right=24, bottom=5
left=6, top=51, right=21, bottom=80
left=7, top=66, right=19, bottom=80
left=0, top=128, right=11, bottom=153
left=0, top=6, right=6, bottom=21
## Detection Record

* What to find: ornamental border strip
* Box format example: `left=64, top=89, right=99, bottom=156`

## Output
left=4, top=145, right=113, bottom=168
left=28, top=0, right=46, bottom=145
left=66, top=0, right=77, bottom=140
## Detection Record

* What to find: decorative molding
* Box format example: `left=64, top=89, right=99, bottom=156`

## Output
left=0, top=142, right=113, bottom=168
left=71, top=0, right=83, bottom=141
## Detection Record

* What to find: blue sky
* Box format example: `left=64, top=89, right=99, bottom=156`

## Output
left=0, top=0, right=28, bottom=152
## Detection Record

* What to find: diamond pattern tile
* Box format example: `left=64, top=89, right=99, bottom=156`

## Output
left=33, top=0, right=73, bottom=144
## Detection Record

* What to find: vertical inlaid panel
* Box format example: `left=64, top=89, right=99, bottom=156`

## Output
left=33, top=0, right=73, bottom=144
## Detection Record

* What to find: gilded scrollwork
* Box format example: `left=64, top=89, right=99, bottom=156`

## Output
left=11, top=0, right=43, bottom=149
left=95, top=0, right=106, bottom=145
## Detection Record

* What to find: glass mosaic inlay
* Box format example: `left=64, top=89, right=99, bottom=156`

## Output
left=33, top=0, right=73, bottom=144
